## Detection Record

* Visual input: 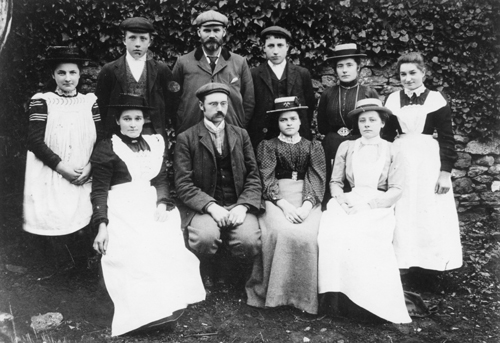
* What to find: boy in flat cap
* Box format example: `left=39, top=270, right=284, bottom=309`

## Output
left=174, top=82, right=261, bottom=287
left=172, top=10, right=254, bottom=135
left=96, top=17, right=177, bottom=139
left=246, top=26, right=315, bottom=149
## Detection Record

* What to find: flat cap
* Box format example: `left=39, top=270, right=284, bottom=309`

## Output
left=196, top=82, right=230, bottom=100
left=261, top=26, right=292, bottom=41
left=193, top=10, right=228, bottom=27
left=119, top=17, right=155, bottom=33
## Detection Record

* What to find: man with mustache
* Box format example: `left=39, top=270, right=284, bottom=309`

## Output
left=174, top=83, right=262, bottom=288
left=172, top=10, right=255, bottom=134
left=96, top=17, right=178, bottom=139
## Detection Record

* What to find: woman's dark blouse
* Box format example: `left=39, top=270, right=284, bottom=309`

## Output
left=27, top=92, right=103, bottom=170
left=90, top=135, right=174, bottom=228
left=384, top=89, right=457, bottom=172
left=257, top=138, right=326, bottom=207
left=317, top=81, right=379, bottom=136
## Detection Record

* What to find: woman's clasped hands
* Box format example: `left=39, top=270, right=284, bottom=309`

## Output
left=277, top=199, right=313, bottom=224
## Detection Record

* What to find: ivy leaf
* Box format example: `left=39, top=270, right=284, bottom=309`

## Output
left=373, top=46, right=381, bottom=53
left=425, top=23, right=434, bottom=30
left=99, top=33, right=110, bottom=43
left=61, top=33, right=70, bottom=41
left=399, top=34, right=409, bottom=42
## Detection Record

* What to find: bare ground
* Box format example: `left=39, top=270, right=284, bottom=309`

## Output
left=0, top=195, right=499, bottom=343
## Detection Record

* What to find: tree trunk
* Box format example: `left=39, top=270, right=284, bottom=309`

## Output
left=0, top=0, right=13, bottom=55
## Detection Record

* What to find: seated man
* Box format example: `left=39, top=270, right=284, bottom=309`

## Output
left=174, top=82, right=262, bottom=285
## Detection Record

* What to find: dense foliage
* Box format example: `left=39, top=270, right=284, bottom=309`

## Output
left=0, top=0, right=498, bottom=143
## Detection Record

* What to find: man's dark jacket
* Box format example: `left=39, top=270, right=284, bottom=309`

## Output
left=246, top=61, right=316, bottom=148
left=95, top=54, right=178, bottom=138
left=174, top=121, right=262, bottom=228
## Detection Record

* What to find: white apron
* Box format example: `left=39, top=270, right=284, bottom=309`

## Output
left=318, top=139, right=411, bottom=323
left=388, top=92, right=462, bottom=271
left=101, top=135, right=205, bottom=336
left=23, top=92, right=97, bottom=235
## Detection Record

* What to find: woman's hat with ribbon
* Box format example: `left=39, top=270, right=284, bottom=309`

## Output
left=325, top=43, right=366, bottom=61
left=266, top=96, right=308, bottom=114
left=347, top=98, right=393, bottom=121
left=44, top=46, right=89, bottom=63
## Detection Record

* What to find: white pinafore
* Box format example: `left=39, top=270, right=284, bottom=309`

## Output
left=101, top=134, right=205, bottom=336
left=318, top=139, right=411, bottom=324
left=23, top=92, right=97, bottom=235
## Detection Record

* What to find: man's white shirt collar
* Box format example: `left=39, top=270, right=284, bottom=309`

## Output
left=203, top=49, right=221, bottom=64
left=267, top=59, right=287, bottom=80
left=126, top=51, right=147, bottom=82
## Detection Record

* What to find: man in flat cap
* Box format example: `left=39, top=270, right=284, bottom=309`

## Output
left=246, top=26, right=315, bottom=149
left=96, top=17, right=177, bottom=138
left=172, top=10, right=254, bottom=135
left=174, top=82, right=261, bottom=287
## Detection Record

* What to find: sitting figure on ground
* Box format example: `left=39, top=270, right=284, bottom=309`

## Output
left=174, top=83, right=262, bottom=287
left=317, top=98, right=411, bottom=324
left=91, top=93, right=205, bottom=336
left=246, top=96, right=326, bottom=314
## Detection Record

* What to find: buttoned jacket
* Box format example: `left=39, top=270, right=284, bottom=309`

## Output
left=172, top=47, right=255, bottom=134
left=174, top=121, right=262, bottom=228
left=247, top=61, right=316, bottom=148
left=95, top=54, right=177, bottom=138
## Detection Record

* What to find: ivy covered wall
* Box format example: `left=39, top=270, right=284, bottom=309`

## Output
left=0, top=0, right=499, bottom=223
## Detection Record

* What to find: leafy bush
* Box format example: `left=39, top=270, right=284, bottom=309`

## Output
left=0, top=0, right=498, bottom=144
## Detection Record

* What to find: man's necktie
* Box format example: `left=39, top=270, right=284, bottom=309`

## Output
left=208, top=56, right=217, bottom=72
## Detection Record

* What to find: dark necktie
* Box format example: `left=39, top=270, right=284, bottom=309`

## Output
left=208, top=56, right=217, bottom=72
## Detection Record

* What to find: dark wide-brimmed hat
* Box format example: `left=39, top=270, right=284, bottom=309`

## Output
left=108, top=93, right=153, bottom=110
left=266, top=96, right=308, bottom=114
left=193, top=10, right=228, bottom=27
left=261, top=26, right=292, bottom=41
left=44, top=46, right=89, bottom=64
left=325, top=43, right=366, bottom=61
left=347, top=98, right=393, bottom=120
left=195, top=82, right=230, bottom=100
left=119, top=17, right=155, bottom=33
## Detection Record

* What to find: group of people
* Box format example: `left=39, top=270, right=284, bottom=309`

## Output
left=22, top=9, right=463, bottom=336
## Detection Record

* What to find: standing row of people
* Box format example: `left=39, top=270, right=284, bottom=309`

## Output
left=22, top=10, right=462, bottom=336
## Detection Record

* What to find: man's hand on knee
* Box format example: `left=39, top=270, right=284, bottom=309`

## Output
left=227, top=205, right=248, bottom=227
left=206, top=203, right=230, bottom=228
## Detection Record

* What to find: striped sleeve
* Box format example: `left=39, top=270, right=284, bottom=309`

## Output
left=27, top=97, right=62, bottom=170
left=28, top=98, right=48, bottom=122
left=91, top=102, right=101, bottom=122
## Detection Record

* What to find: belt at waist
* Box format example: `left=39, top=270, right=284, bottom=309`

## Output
left=275, top=169, right=305, bottom=180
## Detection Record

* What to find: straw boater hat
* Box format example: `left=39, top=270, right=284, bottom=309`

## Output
left=44, top=46, right=89, bottom=64
left=347, top=98, right=393, bottom=121
left=266, top=96, right=308, bottom=114
left=326, top=43, right=366, bottom=61
left=108, top=93, right=153, bottom=111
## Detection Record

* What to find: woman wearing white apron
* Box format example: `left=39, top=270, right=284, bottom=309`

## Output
left=384, top=52, right=462, bottom=272
left=91, top=94, right=205, bottom=336
left=318, top=99, right=411, bottom=323
left=23, top=46, right=103, bottom=266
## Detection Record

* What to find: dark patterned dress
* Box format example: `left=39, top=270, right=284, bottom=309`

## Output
left=246, top=137, right=326, bottom=314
